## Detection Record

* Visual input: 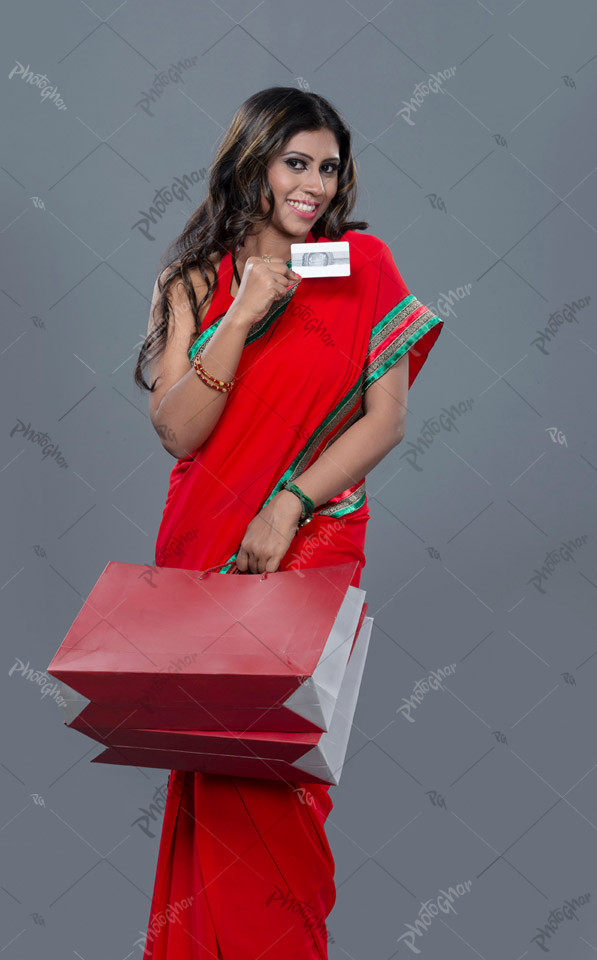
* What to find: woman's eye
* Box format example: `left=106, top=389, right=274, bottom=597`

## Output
left=285, top=159, right=338, bottom=174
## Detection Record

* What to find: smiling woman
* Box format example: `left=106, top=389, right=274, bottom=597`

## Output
left=133, top=85, right=444, bottom=960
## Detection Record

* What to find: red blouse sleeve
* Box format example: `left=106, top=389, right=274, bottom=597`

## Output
left=363, top=242, right=444, bottom=391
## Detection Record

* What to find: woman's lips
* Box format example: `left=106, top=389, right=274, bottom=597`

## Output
left=286, top=199, right=318, bottom=219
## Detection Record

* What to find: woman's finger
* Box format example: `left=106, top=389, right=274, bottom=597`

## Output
left=235, top=545, right=248, bottom=572
left=272, top=276, right=291, bottom=299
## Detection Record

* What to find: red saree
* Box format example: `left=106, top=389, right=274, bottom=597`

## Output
left=142, top=229, right=443, bottom=958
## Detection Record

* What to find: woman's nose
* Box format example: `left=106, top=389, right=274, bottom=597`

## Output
left=302, top=170, right=326, bottom=197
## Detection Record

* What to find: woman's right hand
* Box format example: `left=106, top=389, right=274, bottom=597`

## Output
left=228, top=257, right=301, bottom=327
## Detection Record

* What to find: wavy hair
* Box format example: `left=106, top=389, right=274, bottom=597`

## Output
left=133, top=84, right=368, bottom=392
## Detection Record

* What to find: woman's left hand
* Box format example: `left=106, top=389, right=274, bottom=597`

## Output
left=236, top=491, right=304, bottom=574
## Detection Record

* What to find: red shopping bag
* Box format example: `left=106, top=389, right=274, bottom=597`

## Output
left=89, top=613, right=373, bottom=786
left=65, top=599, right=368, bottom=737
left=48, top=560, right=365, bottom=734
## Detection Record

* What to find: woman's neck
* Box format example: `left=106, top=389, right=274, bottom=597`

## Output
left=234, top=239, right=291, bottom=265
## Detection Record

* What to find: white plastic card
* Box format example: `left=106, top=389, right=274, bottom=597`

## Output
left=290, top=241, right=350, bottom=277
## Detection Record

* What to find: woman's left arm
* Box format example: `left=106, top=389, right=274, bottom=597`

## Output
left=236, top=353, right=409, bottom=573
left=290, top=351, right=409, bottom=507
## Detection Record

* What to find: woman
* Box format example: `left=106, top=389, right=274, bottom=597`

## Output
left=134, top=86, right=444, bottom=959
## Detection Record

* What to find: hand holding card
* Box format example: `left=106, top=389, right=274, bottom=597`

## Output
left=228, top=255, right=301, bottom=328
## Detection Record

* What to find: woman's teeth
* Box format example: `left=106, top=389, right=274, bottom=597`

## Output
left=287, top=200, right=316, bottom=212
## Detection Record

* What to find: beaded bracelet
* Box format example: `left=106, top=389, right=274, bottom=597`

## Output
left=282, top=481, right=315, bottom=527
left=193, top=349, right=236, bottom=393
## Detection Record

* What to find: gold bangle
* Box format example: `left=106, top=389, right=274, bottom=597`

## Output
left=193, top=350, right=236, bottom=393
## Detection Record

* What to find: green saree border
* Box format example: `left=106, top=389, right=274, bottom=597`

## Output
left=363, top=312, right=442, bottom=391
left=370, top=294, right=418, bottom=346
left=316, top=481, right=367, bottom=518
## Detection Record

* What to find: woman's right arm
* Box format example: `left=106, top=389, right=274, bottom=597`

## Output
left=146, top=257, right=300, bottom=458
left=146, top=272, right=254, bottom=459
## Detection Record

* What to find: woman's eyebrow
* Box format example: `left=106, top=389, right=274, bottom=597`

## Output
left=281, top=151, right=340, bottom=162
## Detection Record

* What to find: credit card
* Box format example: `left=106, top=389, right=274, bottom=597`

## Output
left=290, top=241, right=350, bottom=277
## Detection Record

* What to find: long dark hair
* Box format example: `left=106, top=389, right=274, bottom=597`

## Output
left=133, top=85, right=368, bottom=392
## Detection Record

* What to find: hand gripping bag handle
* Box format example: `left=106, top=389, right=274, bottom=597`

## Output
left=195, top=560, right=268, bottom=581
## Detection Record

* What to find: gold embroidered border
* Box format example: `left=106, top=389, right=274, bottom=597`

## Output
left=368, top=296, right=423, bottom=356
left=364, top=305, right=435, bottom=383
left=316, top=481, right=367, bottom=517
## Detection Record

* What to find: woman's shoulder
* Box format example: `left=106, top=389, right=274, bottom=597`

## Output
left=157, top=253, right=222, bottom=323
left=161, top=251, right=221, bottom=282
left=340, top=229, right=387, bottom=256
left=340, top=228, right=384, bottom=245
left=158, top=253, right=222, bottom=305
left=337, top=229, right=388, bottom=272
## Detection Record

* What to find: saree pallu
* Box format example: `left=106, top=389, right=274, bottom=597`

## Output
left=142, top=229, right=443, bottom=959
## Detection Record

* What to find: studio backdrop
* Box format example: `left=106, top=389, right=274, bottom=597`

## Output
left=1, top=1, right=596, bottom=958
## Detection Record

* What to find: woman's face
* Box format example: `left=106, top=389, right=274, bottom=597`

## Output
left=264, top=128, right=340, bottom=235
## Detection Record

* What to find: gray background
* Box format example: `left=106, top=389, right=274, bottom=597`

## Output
left=2, top=0, right=596, bottom=957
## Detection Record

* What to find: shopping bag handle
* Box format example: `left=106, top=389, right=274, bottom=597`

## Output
left=196, top=561, right=269, bottom=581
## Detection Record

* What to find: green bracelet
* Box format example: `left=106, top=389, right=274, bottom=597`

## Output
left=283, top=481, right=315, bottom=526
